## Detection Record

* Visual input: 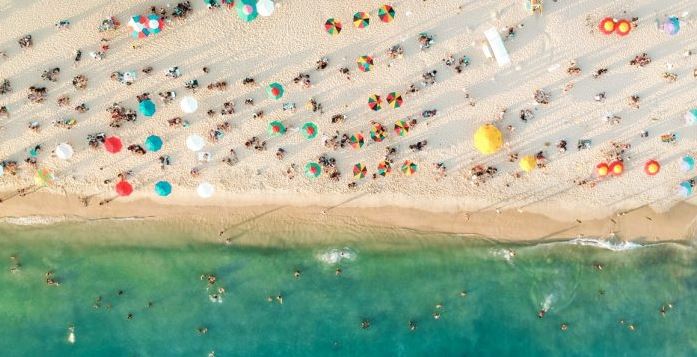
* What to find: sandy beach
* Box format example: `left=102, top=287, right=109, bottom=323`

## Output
left=2, top=0, right=697, bottom=241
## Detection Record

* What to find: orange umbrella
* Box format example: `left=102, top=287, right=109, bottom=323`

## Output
left=596, top=163, right=609, bottom=177
left=609, top=161, right=624, bottom=176
left=644, top=160, right=660, bottom=176
left=616, top=19, right=631, bottom=36
left=598, top=17, right=615, bottom=35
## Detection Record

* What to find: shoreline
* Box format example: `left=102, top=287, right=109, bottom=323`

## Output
left=1, top=191, right=696, bottom=245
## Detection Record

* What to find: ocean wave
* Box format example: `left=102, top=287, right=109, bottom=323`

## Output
left=566, top=238, right=644, bottom=251
left=0, top=215, right=151, bottom=226
left=316, top=248, right=357, bottom=264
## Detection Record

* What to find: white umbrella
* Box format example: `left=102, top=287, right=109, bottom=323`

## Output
left=180, top=96, right=199, bottom=114
left=55, top=143, right=74, bottom=160
left=0, top=164, right=3, bottom=177
left=197, top=182, right=215, bottom=198
left=257, top=0, right=275, bottom=16
left=186, top=134, right=205, bottom=151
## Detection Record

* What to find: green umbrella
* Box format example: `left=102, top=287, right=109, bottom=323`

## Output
left=267, top=82, right=284, bottom=100
left=268, top=121, right=286, bottom=137
left=236, top=0, right=258, bottom=22
left=301, top=122, right=318, bottom=140
left=305, top=162, right=322, bottom=178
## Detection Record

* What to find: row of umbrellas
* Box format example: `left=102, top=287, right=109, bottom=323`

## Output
left=324, top=5, right=395, bottom=35
left=115, top=179, right=214, bottom=198
left=303, top=159, right=416, bottom=179
left=368, top=92, right=403, bottom=111
left=266, top=119, right=412, bottom=143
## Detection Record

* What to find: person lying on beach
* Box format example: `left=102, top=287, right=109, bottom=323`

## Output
left=315, top=58, right=328, bottom=70
left=18, top=35, right=32, bottom=48
left=41, top=67, right=60, bottom=82
left=0, top=79, right=10, bottom=94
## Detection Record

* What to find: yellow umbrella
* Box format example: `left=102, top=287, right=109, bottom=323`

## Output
left=34, top=168, right=54, bottom=186
left=473, top=124, right=503, bottom=154
left=519, top=155, right=537, bottom=172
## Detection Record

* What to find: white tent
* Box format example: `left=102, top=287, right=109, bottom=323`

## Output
left=197, top=182, right=215, bottom=198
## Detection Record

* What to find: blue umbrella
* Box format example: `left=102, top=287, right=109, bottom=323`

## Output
left=679, top=181, right=692, bottom=197
left=155, top=181, right=172, bottom=196
left=145, top=135, right=163, bottom=152
left=139, top=99, right=156, bottom=117
left=662, top=16, right=680, bottom=35
left=681, top=156, right=695, bottom=172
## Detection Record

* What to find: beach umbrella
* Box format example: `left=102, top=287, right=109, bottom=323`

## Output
left=139, top=99, right=156, bottom=117
left=256, top=0, right=275, bottom=17
left=394, top=120, right=409, bottom=136
left=378, top=5, right=395, bottom=23
left=0, top=165, right=3, bottom=177
left=145, top=135, right=163, bottom=152
left=222, top=0, right=234, bottom=7
left=370, top=122, right=387, bottom=142
left=616, top=19, right=631, bottom=36
left=301, top=122, right=318, bottom=140
left=473, top=124, right=503, bottom=155
left=644, top=160, right=660, bottom=176
left=519, top=155, right=536, bottom=173
left=186, top=134, right=205, bottom=152
left=104, top=136, right=123, bottom=153
left=598, top=17, right=615, bottom=35
left=197, top=182, right=215, bottom=198
left=357, top=55, right=373, bottom=72
left=377, top=160, right=392, bottom=176
left=128, top=14, right=163, bottom=39
left=154, top=181, right=172, bottom=197
left=305, top=162, right=321, bottom=179
left=180, top=96, right=199, bottom=114
left=266, top=82, right=284, bottom=100
left=115, top=180, right=133, bottom=197
left=401, top=160, right=417, bottom=176
left=353, top=12, right=369, bottom=28
left=368, top=94, right=382, bottom=111
left=681, top=156, right=695, bottom=172
left=609, top=161, right=624, bottom=176
left=325, top=18, right=342, bottom=35
left=268, top=121, right=286, bottom=137
left=350, top=133, right=365, bottom=149
left=55, top=143, right=74, bottom=160
left=679, top=181, right=693, bottom=197
left=236, top=0, right=258, bottom=22
left=386, top=92, right=403, bottom=109
left=34, top=168, right=54, bottom=186
left=353, top=163, right=367, bottom=179
left=662, top=16, right=680, bottom=35
left=684, top=109, right=697, bottom=125
left=596, top=162, right=609, bottom=177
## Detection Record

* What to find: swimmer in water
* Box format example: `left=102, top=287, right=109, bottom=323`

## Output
left=593, top=263, right=604, bottom=271
left=408, top=320, right=417, bottom=331
left=127, top=312, right=134, bottom=320
left=293, top=270, right=301, bottom=279
left=459, top=290, right=468, bottom=297
left=197, top=327, right=208, bottom=335
left=335, top=267, right=342, bottom=276
left=435, top=303, right=443, bottom=309
left=560, top=323, right=568, bottom=331
left=537, top=309, right=546, bottom=319
left=361, top=319, right=370, bottom=329
left=276, top=295, right=284, bottom=304
left=433, top=312, right=441, bottom=320
left=45, top=271, right=59, bottom=286
left=266, top=296, right=273, bottom=303
left=67, top=325, right=76, bottom=344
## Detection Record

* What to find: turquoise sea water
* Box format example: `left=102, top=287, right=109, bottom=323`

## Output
left=1, top=222, right=696, bottom=356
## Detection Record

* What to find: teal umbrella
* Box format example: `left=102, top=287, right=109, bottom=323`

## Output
left=155, top=181, right=172, bottom=196
left=139, top=99, right=156, bottom=117
left=145, top=135, right=163, bottom=152
left=236, top=0, right=258, bottom=22
left=267, top=82, right=284, bottom=99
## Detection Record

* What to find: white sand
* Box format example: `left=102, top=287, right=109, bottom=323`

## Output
left=1, top=0, right=697, bottom=224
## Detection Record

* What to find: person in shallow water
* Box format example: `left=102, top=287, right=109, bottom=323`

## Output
left=409, top=320, right=417, bottom=331
left=293, top=270, right=301, bottom=278
left=361, top=319, right=370, bottom=329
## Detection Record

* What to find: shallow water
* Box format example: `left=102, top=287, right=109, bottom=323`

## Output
left=1, top=222, right=696, bottom=356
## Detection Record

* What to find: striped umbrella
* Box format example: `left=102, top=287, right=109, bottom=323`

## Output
left=268, top=121, right=286, bottom=137
left=305, top=162, right=322, bottom=178
left=350, top=133, right=365, bottom=149
left=353, top=12, right=369, bottom=28
left=34, top=168, right=54, bottom=186
left=128, top=14, right=164, bottom=39
left=154, top=181, right=172, bottom=197
left=236, top=0, right=258, bottom=22
left=401, top=160, right=417, bottom=176
left=394, top=120, right=409, bottom=136
left=357, top=55, right=373, bottom=72
left=353, top=163, right=367, bottom=179
left=377, top=160, right=392, bottom=176
left=368, top=94, right=382, bottom=111
left=370, top=122, right=387, bottom=142
left=325, top=18, right=342, bottom=35
left=301, top=122, right=318, bottom=140
left=378, top=4, right=396, bottom=23
left=267, top=82, right=284, bottom=100
left=386, top=92, right=403, bottom=108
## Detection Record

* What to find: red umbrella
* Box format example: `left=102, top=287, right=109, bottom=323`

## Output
left=115, top=180, right=133, bottom=196
left=104, top=136, right=123, bottom=153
